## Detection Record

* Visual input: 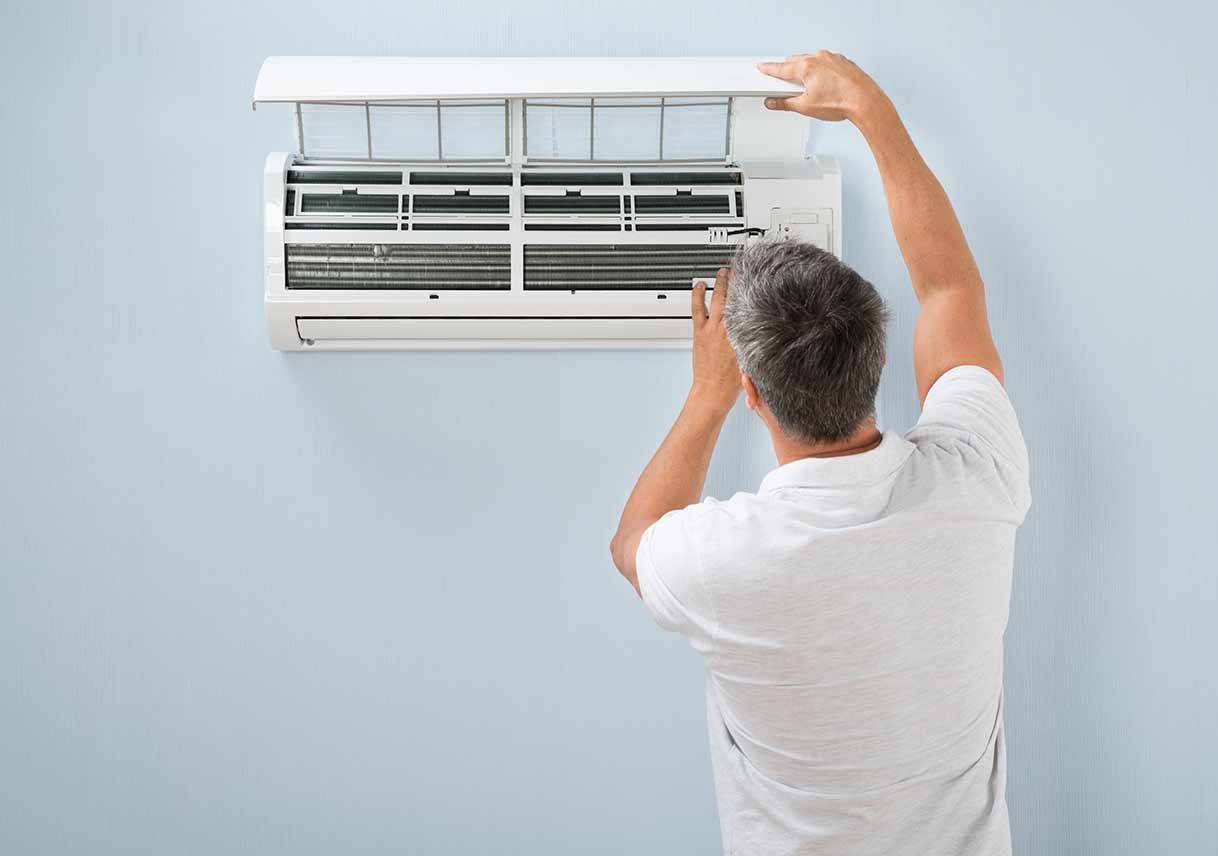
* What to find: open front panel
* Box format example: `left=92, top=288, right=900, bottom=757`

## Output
left=253, top=56, right=803, bottom=103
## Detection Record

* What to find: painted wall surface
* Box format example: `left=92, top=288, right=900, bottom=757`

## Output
left=2, top=1, right=1215, bottom=853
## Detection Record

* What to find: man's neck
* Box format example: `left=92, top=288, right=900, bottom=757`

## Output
left=771, top=420, right=884, bottom=467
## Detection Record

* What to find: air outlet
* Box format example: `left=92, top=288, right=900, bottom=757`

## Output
left=412, top=223, right=510, bottom=231
left=524, top=244, right=736, bottom=290
left=288, top=170, right=403, bottom=185
left=631, top=171, right=742, bottom=185
left=286, top=222, right=398, bottom=231
left=300, top=194, right=400, bottom=214
left=523, top=195, right=622, bottom=214
left=412, top=195, right=510, bottom=214
left=633, top=194, right=731, bottom=215
left=524, top=223, right=622, bottom=231
left=410, top=172, right=513, bottom=186
left=286, top=244, right=511, bottom=290
left=522, top=172, right=624, bottom=186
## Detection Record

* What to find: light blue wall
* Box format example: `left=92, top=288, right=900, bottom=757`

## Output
left=2, top=1, right=1215, bottom=853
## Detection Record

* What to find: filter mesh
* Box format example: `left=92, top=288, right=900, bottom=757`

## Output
left=633, top=195, right=731, bottom=215
left=286, top=244, right=510, bottom=290
left=412, top=195, right=510, bottom=214
left=523, top=195, right=622, bottom=214
left=299, top=194, right=400, bottom=214
left=524, top=244, right=736, bottom=290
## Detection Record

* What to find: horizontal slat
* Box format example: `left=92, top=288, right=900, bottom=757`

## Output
left=296, top=317, right=693, bottom=342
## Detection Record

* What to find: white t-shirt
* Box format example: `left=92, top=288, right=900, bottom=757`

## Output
left=636, top=366, right=1031, bottom=856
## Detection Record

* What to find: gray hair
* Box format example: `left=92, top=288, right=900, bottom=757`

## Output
left=724, top=240, right=888, bottom=444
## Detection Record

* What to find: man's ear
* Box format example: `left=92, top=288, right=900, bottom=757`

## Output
left=742, top=373, right=760, bottom=411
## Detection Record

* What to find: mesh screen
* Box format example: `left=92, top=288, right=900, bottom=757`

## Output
left=286, top=244, right=510, bottom=290
left=524, top=244, right=736, bottom=290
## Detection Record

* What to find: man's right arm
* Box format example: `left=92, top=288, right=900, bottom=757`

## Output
left=759, top=53, right=1003, bottom=404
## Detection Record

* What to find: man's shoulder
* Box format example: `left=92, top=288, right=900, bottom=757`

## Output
left=648, top=490, right=773, bottom=561
left=901, top=365, right=1032, bottom=517
left=668, top=490, right=773, bottom=530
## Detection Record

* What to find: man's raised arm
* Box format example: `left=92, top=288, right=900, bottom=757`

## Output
left=760, top=52, right=1003, bottom=403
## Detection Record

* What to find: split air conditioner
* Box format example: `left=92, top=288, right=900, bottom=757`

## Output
left=253, top=57, right=842, bottom=350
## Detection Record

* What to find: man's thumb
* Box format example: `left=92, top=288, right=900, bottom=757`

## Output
left=764, top=96, right=797, bottom=112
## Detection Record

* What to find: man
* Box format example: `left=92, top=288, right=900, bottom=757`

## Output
left=610, top=52, right=1030, bottom=855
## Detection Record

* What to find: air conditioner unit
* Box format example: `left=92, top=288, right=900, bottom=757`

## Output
left=253, top=57, right=842, bottom=350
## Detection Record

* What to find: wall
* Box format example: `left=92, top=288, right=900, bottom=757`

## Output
left=2, top=1, right=1215, bottom=853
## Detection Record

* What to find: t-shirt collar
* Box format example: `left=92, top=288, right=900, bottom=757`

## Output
left=758, top=431, right=915, bottom=492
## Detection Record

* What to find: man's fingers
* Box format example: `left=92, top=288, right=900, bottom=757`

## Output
left=710, top=268, right=729, bottom=320
left=764, top=95, right=801, bottom=112
left=757, top=60, right=803, bottom=82
left=691, top=282, right=707, bottom=329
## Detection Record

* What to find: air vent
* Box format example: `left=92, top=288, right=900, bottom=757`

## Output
left=286, top=222, right=398, bottom=231
left=286, top=244, right=511, bottom=290
left=524, top=244, right=736, bottom=290
left=523, top=195, right=622, bottom=214
left=299, top=194, right=400, bottom=214
left=524, top=223, right=622, bottom=231
left=633, top=194, right=731, bottom=215
left=634, top=223, right=725, bottom=231
left=521, top=172, right=624, bottom=186
left=412, top=194, right=510, bottom=214
left=412, top=223, right=510, bottom=231
left=288, top=170, right=403, bottom=185
left=631, top=171, right=742, bottom=185
left=410, top=171, right=513, bottom=186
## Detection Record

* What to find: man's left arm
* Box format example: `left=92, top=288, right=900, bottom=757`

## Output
left=609, top=268, right=741, bottom=595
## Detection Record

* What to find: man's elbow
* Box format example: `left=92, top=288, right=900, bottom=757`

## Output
left=609, top=530, right=642, bottom=595
left=608, top=531, right=628, bottom=574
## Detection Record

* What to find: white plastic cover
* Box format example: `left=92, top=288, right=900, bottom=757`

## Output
left=253, top=56, right=802, bottom=104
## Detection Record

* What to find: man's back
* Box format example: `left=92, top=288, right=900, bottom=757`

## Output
left=637, top=367, right=1030, bottom=854
left=608, top=53, right=1031, bottom=855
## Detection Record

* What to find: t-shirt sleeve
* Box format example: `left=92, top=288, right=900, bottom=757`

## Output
left=910, top=365, right=1031, bottom=514
left=635, top=505, right=717, bottom=651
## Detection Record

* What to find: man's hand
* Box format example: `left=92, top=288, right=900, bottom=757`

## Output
left=757, top=51, right=888, bottom=123
left=690, top=268, right=742, bottom=416
left=761, top=50, right=1003, bottom=402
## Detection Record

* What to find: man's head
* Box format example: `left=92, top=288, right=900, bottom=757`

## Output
left=724, top=240, right=888, bottom=445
